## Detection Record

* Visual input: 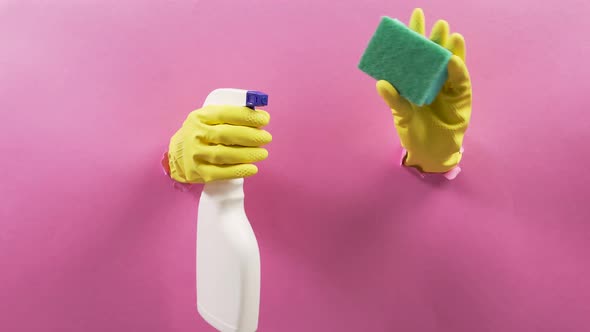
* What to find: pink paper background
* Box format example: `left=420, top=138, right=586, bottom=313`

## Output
left=1, top=0, right=590, bottom=331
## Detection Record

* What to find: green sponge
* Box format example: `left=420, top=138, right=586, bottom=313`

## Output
left=358, top=16, right=452, bottom=106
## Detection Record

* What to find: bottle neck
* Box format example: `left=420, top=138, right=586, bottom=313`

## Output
left=202, top=178, right=245, bottom=200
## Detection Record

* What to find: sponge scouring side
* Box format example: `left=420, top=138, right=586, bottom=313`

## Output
left=358, top=16, right=452, bottom=106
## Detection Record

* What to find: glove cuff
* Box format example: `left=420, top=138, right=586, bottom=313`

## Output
left=168, top=130, right=190, bottom=182
left=162, top=129, right=198, bottom=191
left=399, top=148, right=463, bottom=180
left=161, top=151, right=194, bottom=192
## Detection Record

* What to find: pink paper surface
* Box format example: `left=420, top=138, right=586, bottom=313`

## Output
left=1, top=1, right=589, bottom=331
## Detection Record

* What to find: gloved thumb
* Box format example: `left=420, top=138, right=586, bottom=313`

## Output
left=446, top=55, right=471, bottom=94
left=376, top=80, right=413, bottom=120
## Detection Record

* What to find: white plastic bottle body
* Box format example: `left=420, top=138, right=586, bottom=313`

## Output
left=196, top=89, right=262, bottom=332
left=197, top=179, right=260, bottom=332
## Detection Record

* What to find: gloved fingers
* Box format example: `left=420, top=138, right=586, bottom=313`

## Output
left=200, top=124, right=272, bottom=147
left=446, top=55, right=471, bottom=92
left=195, top=105, right=270, bottom=128
left=194, top=145, right=268, bottom=165
left=430, top=20, right=450, bottom=46
left=446, top=33, right=466, bottom=63
left=197, top=163, right=259, bottom=182
left=409, top=8, right=426, bottom=35
left=376, top=80, right=412, bottom=121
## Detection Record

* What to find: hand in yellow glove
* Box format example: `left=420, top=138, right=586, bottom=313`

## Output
left=377, top=8, right=472, bottom=175
left=166, top=105, right=272, bottom=183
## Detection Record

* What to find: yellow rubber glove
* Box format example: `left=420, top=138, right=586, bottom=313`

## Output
left=167, top=105, right=272, bottom=183
left=377, top=8, right=472, bottom=174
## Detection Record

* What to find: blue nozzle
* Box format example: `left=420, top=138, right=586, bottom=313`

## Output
left=246, top=91, right=268, bottom=108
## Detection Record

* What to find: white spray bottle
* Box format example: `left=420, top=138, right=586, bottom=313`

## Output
left=196, top=89, right=267, bottom=332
